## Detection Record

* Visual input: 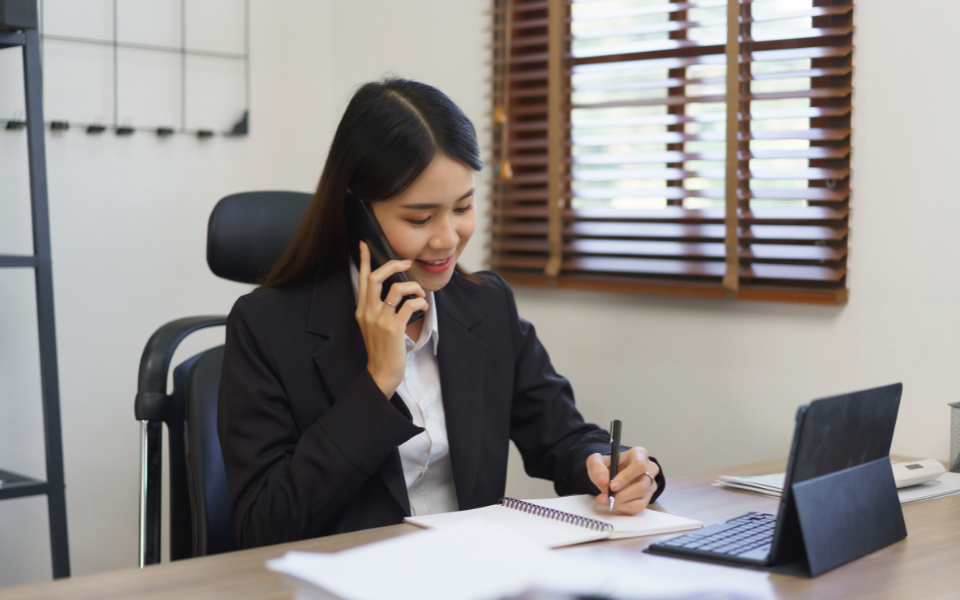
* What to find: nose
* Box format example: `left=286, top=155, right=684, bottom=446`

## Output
left=430, top=216, right=458, bottom=252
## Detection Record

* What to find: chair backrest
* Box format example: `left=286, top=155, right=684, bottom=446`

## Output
left=186, top=191, right=312, bottom=555
left=183, top=346, right=238, bottom=556
left=207, top=190, right=313, bottom=284
left=137, top=191, right=311, bottom=564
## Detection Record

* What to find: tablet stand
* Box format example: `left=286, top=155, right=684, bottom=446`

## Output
left=791, top=457, right=907, bottom=577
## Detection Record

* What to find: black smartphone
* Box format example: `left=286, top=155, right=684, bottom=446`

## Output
left=345, top=194, right=424, bottom=325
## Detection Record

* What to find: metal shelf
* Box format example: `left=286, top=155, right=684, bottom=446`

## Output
left=0, top=30, right=26, bottom=48
left=0, top=469, right=49, bottom=501
left=0, top=255, right=40, bottom=268
left=0, top=21, right=71, bottom=578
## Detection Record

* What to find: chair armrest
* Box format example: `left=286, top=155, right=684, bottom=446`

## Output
left=135, top=316, right=227, bottom=421
left=136, top=315, right=227, bottom=567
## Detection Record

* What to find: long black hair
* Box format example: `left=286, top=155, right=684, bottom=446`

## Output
left=261, top=78, right=483, bottom=288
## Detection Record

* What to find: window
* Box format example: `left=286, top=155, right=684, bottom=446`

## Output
left=490, top=0, right=852, bottom=304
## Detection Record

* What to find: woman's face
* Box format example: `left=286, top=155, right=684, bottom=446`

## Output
left=371, top=153, right=476, bottom=292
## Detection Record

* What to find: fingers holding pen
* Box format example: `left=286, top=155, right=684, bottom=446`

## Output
left=607, top=480, right=658, bottom=515
left=611, top=449, right=659, bottom=515
left=611, top=447, right=657, bottom=493
left=589, top=447, right=660, bottom=515
left=587, top=453, right=612, bottom=492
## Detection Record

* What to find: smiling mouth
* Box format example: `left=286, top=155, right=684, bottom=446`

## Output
left=415, top=256, right=453, bottom=273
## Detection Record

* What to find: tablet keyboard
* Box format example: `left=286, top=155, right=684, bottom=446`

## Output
left=653, top=512, right=776, bottom=560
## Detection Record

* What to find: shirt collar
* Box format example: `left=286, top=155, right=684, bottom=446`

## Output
left=349, top=260, right=439, bottom=355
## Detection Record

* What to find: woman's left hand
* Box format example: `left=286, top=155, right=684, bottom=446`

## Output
left=586, top=447, right=660, bottom=515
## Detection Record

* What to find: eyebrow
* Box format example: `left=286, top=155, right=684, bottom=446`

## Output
left=399, top=188, right=475, bottom=210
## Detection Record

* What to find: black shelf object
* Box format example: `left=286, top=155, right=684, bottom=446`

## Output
left=0, top=468, right=48, bottom=501
left=0, top=13, right=72, bottom=580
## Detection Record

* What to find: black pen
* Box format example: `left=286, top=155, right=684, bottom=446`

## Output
left=608, top=419, right=622, bottom=512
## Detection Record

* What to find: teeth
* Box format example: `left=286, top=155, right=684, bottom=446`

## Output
left=421, top=259, right=448, bottom=265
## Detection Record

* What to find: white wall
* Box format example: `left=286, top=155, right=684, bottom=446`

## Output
left=0, top=0, right=338, bottom=586
left=2, top=0, right=960, bottom=589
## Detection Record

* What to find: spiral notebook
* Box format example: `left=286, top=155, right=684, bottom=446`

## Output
left=405, top=495, right=702, bottom=549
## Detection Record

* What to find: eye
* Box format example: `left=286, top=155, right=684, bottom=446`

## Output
left=404, top=217, right=430, bottom=225
left=454, top=204, right=474, bottom=214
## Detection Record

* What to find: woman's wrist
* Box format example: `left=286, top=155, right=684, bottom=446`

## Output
left=368, top=365, right=399, bottom=399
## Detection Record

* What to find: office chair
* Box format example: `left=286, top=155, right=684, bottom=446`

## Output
left=134, top=190, right=312, bottom=566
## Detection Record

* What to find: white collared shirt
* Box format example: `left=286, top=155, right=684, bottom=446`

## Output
left=349, top=262, right=459, bottom=516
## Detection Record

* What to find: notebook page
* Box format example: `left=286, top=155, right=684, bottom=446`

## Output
left=531, top=495, right=702, bottom=539
left=406, top=504, right=609, bottom=548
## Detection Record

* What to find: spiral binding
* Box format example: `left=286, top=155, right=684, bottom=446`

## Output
left=498, top=497, right=614, bottom=532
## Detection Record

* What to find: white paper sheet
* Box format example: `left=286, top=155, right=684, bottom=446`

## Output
left=563, top=545, right=777, bottom=600
left=268, top=519, right=774, bottom=600
left=267, top=520, right=614, bottom=600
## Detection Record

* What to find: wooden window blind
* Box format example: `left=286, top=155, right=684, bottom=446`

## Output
left=490, top=0, right=852, bottom=305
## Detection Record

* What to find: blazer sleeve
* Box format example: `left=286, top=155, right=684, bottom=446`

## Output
left=217, top=296, right=423, bottom=548
left=489, top=273, right=666, bottom=503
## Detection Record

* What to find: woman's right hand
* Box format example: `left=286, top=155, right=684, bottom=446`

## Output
left=355, top=241, right=428, bottom=399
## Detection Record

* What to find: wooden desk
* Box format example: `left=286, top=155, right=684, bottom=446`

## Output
left=3, top=458, right=959, bottom=600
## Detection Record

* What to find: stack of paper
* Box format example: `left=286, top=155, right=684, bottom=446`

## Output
left=267, top=519, right=774, bottom=600
left=715, top=472, right=960, bottom=505
left=714, top=474, right=785, bottom=499
left=565, top=545, right=776, bottom=600
left=268, top=521, right=612, bottom=600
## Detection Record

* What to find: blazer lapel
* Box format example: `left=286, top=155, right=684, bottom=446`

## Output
left=435, top=279, right=486, bottom=510
left=308, top=265, right=365, bottom=399
left=308, top=265, right=412, bottom=516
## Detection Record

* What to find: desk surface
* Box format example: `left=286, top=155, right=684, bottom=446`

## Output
left=3, top=458, right=959, bottom=600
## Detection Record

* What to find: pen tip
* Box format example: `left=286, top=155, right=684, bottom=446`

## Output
left=608, top=497, right=615, bottom=512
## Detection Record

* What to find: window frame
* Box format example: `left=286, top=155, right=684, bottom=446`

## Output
left=489, top=0, right=853, bottom=305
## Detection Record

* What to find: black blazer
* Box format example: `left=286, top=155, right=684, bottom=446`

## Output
left=218, top=265, right=665, bottom=548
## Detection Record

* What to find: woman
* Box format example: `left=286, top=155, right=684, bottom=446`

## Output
left=217, top=78, right=664, bottom=548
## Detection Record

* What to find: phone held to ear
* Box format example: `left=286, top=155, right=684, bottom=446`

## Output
left=345, top=194, right=425, bottom=326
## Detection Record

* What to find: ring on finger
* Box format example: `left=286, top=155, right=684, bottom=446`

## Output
left=384, top=301, right=397, bottom=308
left=641, top=472, right=655, bottom=485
